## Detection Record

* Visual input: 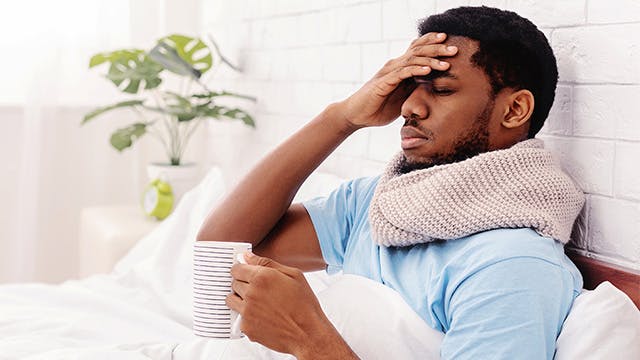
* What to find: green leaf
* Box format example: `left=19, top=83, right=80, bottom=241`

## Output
left=240, top=113, right=255, bottom=127
left=164, top=91, right=192, bottom=108
left=82, top=100, right=145, bottom=124
left=150, top=34, right=212, bottom=79
left=140, top=90, right=255, bottom=127
left=89, top=50, right=144, bottom=68
left=164, top=91, right=197, bottom=121
left=89, top=49, right=163, bottom=93
left=216, top=106, right=256, bottom=127
left=191, top=90, right=257, bottom=102
left=110, top=123, right=147, bottom=151
left=141, top=92, right=197, bottom=122
left=89, top=53, right=110, bottom=68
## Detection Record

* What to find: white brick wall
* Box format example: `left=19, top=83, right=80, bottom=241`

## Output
left=201, top=0, right=640, bottom=270
left=552, top=24, right=640, bottom=84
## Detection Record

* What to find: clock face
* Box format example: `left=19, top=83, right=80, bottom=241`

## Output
left=143, top=188, right=158, bottom=213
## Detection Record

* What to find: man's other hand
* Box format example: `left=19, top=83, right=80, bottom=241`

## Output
left=227, top=253, right=358, bottom=359
left=336, top=32, right=458, bottom=129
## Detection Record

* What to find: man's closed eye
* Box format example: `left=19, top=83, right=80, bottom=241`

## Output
left=430, top=87, right=454, bottom=95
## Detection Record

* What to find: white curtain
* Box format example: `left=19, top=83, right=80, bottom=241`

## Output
left=0, top=0, right=195, bottom=283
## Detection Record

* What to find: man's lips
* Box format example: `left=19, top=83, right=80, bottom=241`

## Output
left=401, top=126, right=429, bottom=150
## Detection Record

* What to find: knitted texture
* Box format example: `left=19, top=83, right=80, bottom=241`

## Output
left=369, top=139, right=585, bottom=247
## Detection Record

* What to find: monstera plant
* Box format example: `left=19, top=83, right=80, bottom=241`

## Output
left=83, top=34, right=255, bottom=166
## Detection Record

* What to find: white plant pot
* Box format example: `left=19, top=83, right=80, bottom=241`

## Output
left=146, top=163, right=201, bottom=205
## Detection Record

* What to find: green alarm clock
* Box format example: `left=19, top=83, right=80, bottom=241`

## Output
left=142, top=178, right=174, bottom=220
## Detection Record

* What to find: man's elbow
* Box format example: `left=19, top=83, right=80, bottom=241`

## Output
left=196, top=219, right=236, bottom=242
left=196, top=222, right=217, bottom=242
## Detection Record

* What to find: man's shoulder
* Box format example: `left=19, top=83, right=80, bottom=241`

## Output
left=442, top=228, right=572, bottom=269
left=302, top=175, right=381, bottom=223
left=439, top=228, right=583, bottom=299
left=345, top=175, right=381, bottom=196
left=344, top=175, right=381, bottom=221
left=331, top=175, right=381, bottom=210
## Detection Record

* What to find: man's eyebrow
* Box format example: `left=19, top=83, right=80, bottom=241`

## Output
left=414, top=70, right=458, bottom=82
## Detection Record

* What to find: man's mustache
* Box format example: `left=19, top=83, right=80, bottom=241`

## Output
left=402, top=117, right=434, bottom=139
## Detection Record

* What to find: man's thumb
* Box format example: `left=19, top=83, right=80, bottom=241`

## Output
left=243, top=252, right=297, bottom=275
left=243, top=251, right=274, bottom=267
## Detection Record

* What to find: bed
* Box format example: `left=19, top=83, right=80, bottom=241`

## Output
left=567, top=252, right=640, bottom=309
left=0, top=168, right=638, bottom=359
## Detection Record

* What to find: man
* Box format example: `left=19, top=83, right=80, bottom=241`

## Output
left=197, top=6, right=585, bottom=359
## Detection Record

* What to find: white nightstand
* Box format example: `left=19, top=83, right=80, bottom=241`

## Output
left=78, top=205, right=160, bottom=277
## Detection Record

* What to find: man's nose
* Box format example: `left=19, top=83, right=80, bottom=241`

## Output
left=400, top=87, right=429, bottom=122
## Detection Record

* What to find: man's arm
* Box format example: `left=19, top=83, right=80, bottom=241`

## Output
left=196, top=32, right=456, bottom=270
left=197, top=105, right=357, bottom=271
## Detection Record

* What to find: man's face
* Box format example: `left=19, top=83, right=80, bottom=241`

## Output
left=398, top=36, right=498, bottom=174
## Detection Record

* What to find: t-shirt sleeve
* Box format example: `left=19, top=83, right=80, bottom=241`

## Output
left=302, top=178, right=369, bottom=274
left=440, top=256, right=578, bottom=360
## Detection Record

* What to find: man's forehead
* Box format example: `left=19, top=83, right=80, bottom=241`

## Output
left=412, top=36, right=481, bottom=83
left=442, top=35, right=479, bottom=53
left=415, top=70, right=458, bottom=83
left=432, top=36, right=481, bottom=79
left=446, top=38, right=478, bottom=62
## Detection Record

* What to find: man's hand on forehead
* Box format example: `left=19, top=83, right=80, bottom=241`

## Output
left=413, top=69, right=458, bottom=84
left=336, top=32, right=458, bottom=129
left=404, top=32, right=459, bottom=69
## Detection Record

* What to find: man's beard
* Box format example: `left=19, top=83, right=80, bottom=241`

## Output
left=398, top=100, right=494, bottom=174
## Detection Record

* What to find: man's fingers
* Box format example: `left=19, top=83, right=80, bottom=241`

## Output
left=226, top=292, right=245, bottom=314
left=230, top=263, right=261, bottom=282
left=411, top=32, right=447, bottom=47
left=409, top=43, right=458, bottom=60
left=244, top=252, right=276, bottom=267
left=230, top=261, right=298, bottom=284
left=403, top=55, right=451, bottom=71
left=244, top=252, right=301, bottom=277
left=375, top=65, right=432, bottom=95
left=378, top=43, right=457, bottom=78
left=231, top=279, right=250, bottom=299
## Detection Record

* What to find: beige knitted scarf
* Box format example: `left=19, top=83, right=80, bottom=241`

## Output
left=369, top=139, right=585, bottom=247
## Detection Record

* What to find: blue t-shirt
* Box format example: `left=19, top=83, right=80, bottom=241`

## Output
left=303, top=176, right=583, bottom=360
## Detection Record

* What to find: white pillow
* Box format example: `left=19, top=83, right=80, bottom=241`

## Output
left=555, top=281, right=640, bottom=359
left=317, top=274, right=443, bottom=360
left=310, top=276, right=640, bottom=360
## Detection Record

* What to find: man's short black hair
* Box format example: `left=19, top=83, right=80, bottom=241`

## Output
left=418, top=6, right=557, bottom=138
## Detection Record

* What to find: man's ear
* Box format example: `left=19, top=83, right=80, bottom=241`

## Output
left=501, top=89, right=534, bottom=129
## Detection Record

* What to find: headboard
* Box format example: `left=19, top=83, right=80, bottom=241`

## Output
left=567, top=252, right=640, bottom=309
